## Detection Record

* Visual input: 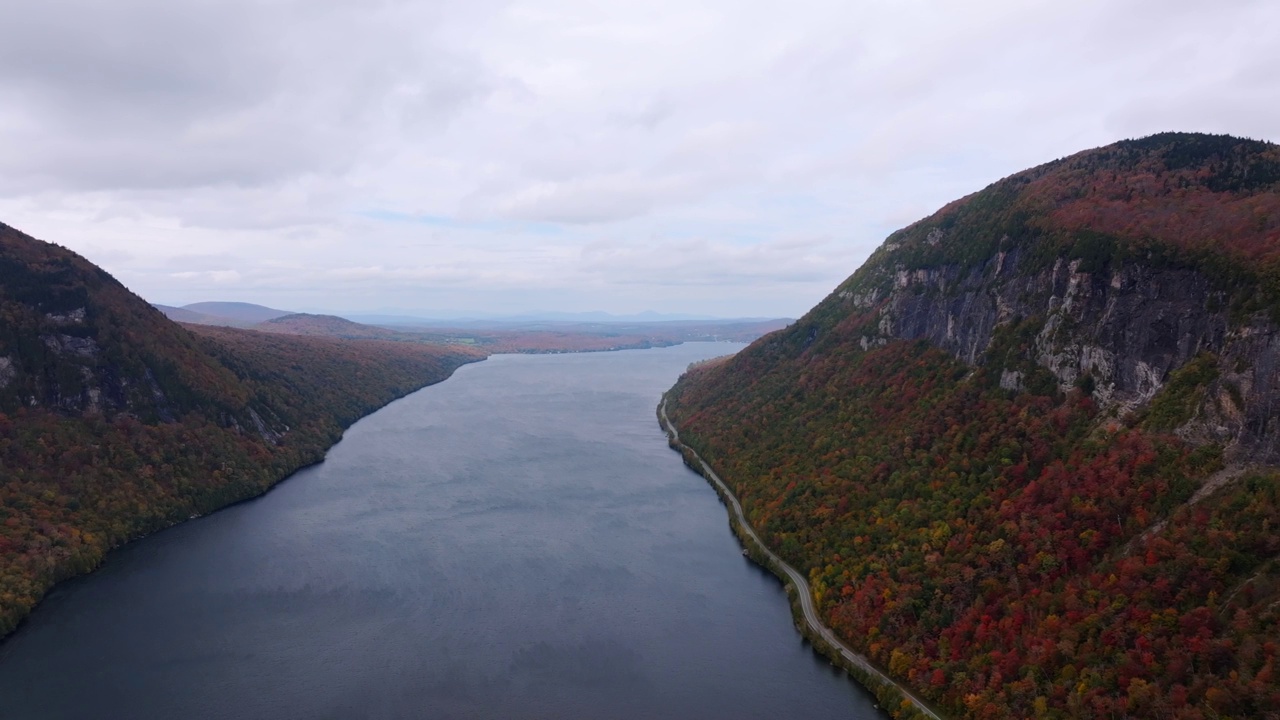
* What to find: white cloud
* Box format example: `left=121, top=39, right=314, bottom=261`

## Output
left=1, top=0, right=1277, bottom=317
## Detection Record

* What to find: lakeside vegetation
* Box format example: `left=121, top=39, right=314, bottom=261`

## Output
left=661, top=399, right=941, bottom=720
left=666, top=134, right=1280, bottom=719
left=669, top=340, right=1278, bottom=718
left=0, top=223, right=482, bottom=636
left=0, top=329, right=481, bottom=636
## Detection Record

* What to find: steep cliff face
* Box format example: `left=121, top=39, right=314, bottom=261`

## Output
left=800, top=132, right=1280, bottom=459
left=666, top=133, right=1280, bottom=719
left=831, top=241, right=1279, bottom=459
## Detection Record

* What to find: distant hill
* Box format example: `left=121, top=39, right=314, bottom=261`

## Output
left=346, top=311, right=733, bottom=325
left=666, top=133, right=1280, bottom=718
left=152, top=303, right=224, bottom=325
left=256, top=313, right=403, bottom=340
left=151, top=301, right=290, bottom=327
left=182, top=301, right=291, bottom=324
left=0, top=222, right=482, bottom=637
left=257, top=313, right=791, bottom=353
left=494, top=310, right=727, bottom=322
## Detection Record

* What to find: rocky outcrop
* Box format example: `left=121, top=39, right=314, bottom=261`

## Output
left=830, top=229, right=1280, bottom=461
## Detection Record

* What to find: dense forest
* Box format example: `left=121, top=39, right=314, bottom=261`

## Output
left=667, top=133, right=1280, bottom=719
left=0, top=222, right=482, bottom=636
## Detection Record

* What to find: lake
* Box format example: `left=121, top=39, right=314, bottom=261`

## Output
left=0, top=343, right=884, bottom=720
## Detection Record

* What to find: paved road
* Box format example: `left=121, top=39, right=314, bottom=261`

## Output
left=660, top=399, right=945, bottom=720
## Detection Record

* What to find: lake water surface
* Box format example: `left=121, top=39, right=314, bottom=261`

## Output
left=0, top=343, right=883, bottom=720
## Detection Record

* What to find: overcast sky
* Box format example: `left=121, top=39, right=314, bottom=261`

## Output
left=1, top=0, right=1277, bottom=318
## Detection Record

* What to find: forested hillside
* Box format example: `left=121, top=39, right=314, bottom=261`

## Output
left=0, top=222, right=482, bottom=636
left=666, top=133, right=1280, bottom=719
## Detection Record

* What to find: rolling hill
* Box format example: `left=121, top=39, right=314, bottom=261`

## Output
left=182, top=301, right=292, bottom=324
left=151, top=304, right=225, bottom=325
left=152, top=301, right=292, bottom=327
left=255, top=312, right=405, bottom=340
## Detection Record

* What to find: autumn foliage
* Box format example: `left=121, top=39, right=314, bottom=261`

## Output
left=667, top=134, right=1280, bottom=719
left=0, top=224, right=481, bottom=636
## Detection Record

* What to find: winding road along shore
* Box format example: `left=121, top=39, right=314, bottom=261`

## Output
left=660, top=398, right=946, bottom=720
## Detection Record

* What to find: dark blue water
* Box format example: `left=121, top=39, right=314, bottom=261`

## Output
left=0, top=343, right=883, bottom=720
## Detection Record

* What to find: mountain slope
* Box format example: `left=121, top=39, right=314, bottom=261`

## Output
left=0, top=223, right=483, bottom=636
left=666, top=133, right=1280, bottom=719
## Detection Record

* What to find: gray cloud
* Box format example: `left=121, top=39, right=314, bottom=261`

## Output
left=1, top=0, right=1277, bottom=317
left=0, top=0, right=496, bottom=193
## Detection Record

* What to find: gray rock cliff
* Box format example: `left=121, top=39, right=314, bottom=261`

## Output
left=834, top=232, right=1280, bottom=461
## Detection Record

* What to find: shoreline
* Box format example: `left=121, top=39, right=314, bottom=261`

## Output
left=0, top=360, right=481, bottom=645
left=0, top=344, right=731, bottom=644
left=658, top=396, right=947, bottom=720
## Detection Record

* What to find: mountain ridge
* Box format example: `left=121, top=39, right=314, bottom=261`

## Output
left=666, top=132, right=1280, bottom=718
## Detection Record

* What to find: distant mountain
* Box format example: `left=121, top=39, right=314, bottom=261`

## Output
left=0, top=222, right=481, bottom=637
left=258, top=313, right=789, bottom=353
left=152, top=303, right=224, bottom=325
left=256, top=313, right=402, bottom=340
left=345, top=311, right=750, bottom=325
left=151, top=301, right=291, bottom=327
left=665, top=133, right=1280, bottom=717
left=182, top=301, right=292, bottom=324
left=500, top=310, right=728, bottom=323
